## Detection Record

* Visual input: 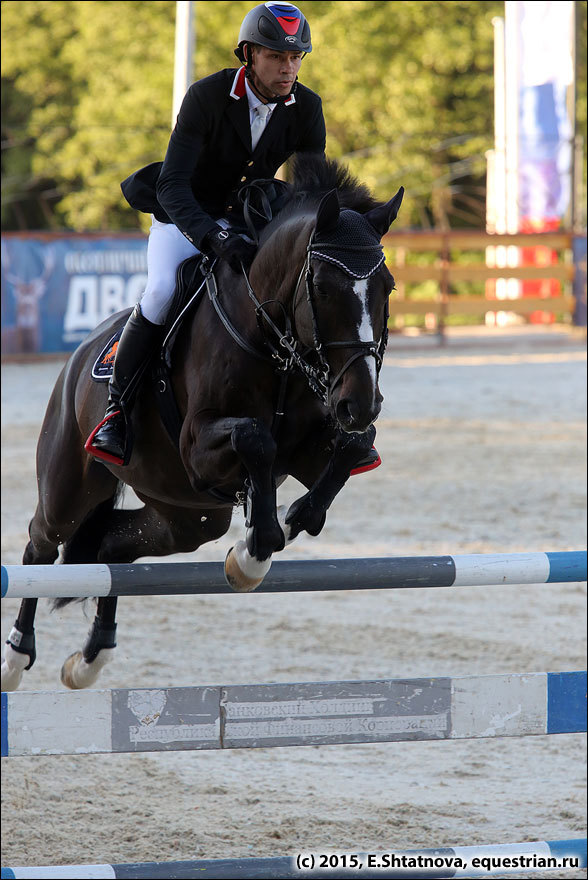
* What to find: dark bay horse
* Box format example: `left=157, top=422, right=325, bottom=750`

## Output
left=1, top=157, right=403, bottom=692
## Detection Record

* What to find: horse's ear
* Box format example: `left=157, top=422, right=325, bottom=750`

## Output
left=365, top=187, right=405, bottom=238
left=315, top=189, right=340, bottom=235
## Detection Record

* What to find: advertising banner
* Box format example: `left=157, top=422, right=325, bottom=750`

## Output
left=515, top=0, right=574, bottom=227
left=1, top=234, right=147, bottom=355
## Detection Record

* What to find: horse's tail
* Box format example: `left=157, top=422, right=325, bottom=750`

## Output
left=51, top=483, right=125, bottom=611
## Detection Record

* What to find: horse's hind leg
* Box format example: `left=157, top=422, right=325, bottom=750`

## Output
left=2, top=481, right=121, bottom=691
left=59, top=499, right=232, bottom=689
left=60, top=596, right=118, bottom=689
left=54, top=494, right=123, bottom=689
left=2, top=595, right=117, bottom=693
left=1, top=599, right=38, bottom=691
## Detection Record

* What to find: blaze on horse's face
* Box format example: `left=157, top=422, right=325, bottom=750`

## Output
left=298, top=187, right=404, bottom=434
left=309, top=257, right=392, bottom=432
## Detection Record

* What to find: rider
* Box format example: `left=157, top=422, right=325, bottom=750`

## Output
left=86, top=2, right=380, bottom=474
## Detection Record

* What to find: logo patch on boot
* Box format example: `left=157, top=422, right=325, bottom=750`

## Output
left=91, top=331, right=123, bottom=382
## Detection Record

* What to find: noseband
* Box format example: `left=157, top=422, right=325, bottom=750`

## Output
left=204, top=225, right=389, bottom=410
left=289, top=232, right=389, bottom=406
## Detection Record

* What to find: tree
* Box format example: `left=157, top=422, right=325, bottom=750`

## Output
left=2, top=0, right=175, bottom=230
left=2, top=1, right=586, bottom=231
left=1, top=1, right=80, bottom=228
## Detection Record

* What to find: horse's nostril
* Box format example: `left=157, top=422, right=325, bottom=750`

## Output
left=336, top=399, right=358, bottom=427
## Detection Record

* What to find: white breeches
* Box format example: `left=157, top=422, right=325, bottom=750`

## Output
left=139, top=216, right=231, bottom=325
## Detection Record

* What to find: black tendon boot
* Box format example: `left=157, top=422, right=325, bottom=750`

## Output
left=85, top=304, right=164, bottom=466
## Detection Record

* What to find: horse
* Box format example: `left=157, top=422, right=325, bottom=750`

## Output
left=1, top=156, right=403, bottom=692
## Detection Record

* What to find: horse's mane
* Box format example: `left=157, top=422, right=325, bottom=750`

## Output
left=257, top=155, right=381, bottom=260
left=289, top=154, right=381, bottom=214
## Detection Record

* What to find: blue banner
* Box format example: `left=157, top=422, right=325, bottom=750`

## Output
left=511, top=0, right=574, bottom=224
left=1, top=234, right=147, bottom=355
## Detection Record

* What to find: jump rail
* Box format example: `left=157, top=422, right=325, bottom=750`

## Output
left=2, top=670, right=585, bottom=757
left=1, top=551, right=586, bottom=599
left=2, top=838, right=587, bottom=878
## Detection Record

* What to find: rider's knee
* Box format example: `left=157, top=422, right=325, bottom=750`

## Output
left=140, top=273, right=177, bottom=324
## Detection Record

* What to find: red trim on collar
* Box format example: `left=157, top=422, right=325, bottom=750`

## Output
left=230, top=67, right=247, bottom=100
left=231, top=66, right=297, bottom=106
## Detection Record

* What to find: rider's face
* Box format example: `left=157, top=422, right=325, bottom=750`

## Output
left=249, top=46, right=303, bottom=99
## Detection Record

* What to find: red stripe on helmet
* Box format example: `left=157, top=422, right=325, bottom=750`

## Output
left=275, top=15, right=300, bottom=36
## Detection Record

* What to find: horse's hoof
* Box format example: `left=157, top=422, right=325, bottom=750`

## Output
left=224, top=540, right=272, bottom=592
left=60, top=647, right=114, bottom=690
left=1, top=645, right=30, bottom=692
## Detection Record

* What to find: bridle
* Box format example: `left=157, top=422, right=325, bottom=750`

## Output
left=204, top=227, right=389, bottom=410
left=289, top=232, right=389, bottom=407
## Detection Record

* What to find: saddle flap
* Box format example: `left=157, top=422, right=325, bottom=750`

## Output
left=91, top=255, right=208, bottom=383
left=161, top=254, right=209, bottom=368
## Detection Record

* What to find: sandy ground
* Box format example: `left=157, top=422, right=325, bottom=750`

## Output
left=1, top=326, right=586, bottom=877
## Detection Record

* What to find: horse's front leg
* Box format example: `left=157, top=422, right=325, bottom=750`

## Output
left=184, top=416, right=284, bottom=591
left=286, top=424, right=376, bottom=541
left=224, top=418, right=286, bottom=591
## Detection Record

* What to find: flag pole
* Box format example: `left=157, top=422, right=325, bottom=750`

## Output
left=172, top=1, right=195, bottom=129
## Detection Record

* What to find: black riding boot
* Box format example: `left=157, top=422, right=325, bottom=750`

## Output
left=85, top=304, right=164, bottom=466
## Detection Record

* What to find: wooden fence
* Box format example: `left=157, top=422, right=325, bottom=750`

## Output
left=381, top=230, right=580, bottom=329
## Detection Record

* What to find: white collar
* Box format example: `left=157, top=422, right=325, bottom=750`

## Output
left=244, top=77, right=275, bottom=116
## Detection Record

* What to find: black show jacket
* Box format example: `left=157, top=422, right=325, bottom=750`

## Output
left=121, top=67, right=326, bottom=249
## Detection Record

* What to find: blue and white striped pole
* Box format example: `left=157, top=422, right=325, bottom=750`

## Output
left=2, top=838, right=586, bottom=878
left=1, top=552, right=586, bottom=599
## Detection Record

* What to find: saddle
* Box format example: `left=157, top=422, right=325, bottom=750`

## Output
left=91, top=253, right=208, bottom=449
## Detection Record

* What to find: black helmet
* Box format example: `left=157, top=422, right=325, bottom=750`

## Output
left=235, top=3, right=312, bottom=62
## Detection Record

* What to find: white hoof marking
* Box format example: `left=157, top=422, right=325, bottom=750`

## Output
left=224, top=540, right=272, bottom=592
left=1, top=644, right=30, bottom=692
left=60, top=647, right=115, bottom=690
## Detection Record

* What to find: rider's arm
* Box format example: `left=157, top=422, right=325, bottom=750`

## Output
left=155, top=83, right=220, bottom=250
left=295, top=90, right=326, bottom=158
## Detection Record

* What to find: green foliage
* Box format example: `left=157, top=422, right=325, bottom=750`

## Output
left=2, top=0, right=176, bottom=230
left=1, top=1, right=80, bottom=227
left=1, top=0, right=586, bottom=231
left=302, top=0, right=503, bottom=227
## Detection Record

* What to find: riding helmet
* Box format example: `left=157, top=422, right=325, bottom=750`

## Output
left=234, top=2, right=312, bottom=62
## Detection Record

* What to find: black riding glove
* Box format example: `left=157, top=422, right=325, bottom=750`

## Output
left=203, top=229, right=257, bottom=273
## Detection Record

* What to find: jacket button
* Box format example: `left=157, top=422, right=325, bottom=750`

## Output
left=240, top=176, right=247, bottom=182
left=247, top=161, right=254, bottom=167
left=227, top=205, right=233, bottom=211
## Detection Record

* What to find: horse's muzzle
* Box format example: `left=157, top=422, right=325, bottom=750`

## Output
left=335, top=395, right=381, bottom=433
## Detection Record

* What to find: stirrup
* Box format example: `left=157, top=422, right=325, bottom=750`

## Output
left=349, top=446, right=382, bottom=476
left=84, top=410, right=127, bottom=466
